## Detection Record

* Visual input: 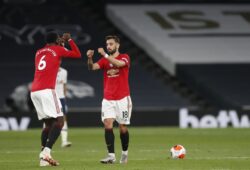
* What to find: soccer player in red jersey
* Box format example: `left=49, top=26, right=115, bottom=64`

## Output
left=30, top=32, right=81, bottom=166
left=87, top=35, right=132, bottom=164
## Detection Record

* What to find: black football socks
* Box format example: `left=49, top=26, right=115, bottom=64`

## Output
left=46, top=121, right=63, bottom=149
left=120, top=131, right=129, bottom=151
left=41, top=127, right=49, bottom=150
left=105, top=128, right=115, bottom=153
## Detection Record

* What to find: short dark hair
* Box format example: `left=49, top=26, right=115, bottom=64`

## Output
left=45, top=32, right=59, bottom=43
left=105, top=35, right=120, bottom=44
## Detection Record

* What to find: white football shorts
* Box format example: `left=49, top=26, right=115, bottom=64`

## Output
left=101, top=96, right=132, bottom=125
left=30, top=89, right=63, bottom=120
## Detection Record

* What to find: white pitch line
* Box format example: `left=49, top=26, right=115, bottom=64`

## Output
left=0, top=150, right=60, bottom=154
left=139, top=149, right=163, bottom=152
left=0, top=150, right=38, bottom=154
left=0, top=160, right=37, bottom=163
left=0, top=149, right=99, bottom=154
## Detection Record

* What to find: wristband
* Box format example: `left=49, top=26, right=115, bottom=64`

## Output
left=104, top=54, right=109, bottom=59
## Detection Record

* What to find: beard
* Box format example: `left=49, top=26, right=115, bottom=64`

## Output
left=107, top=48, right=117, bottom=55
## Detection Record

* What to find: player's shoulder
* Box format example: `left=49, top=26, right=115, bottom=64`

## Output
left=120, top=53, right=130, bottom=58
left=40, top=45, right=63, bottom=53
left=53, top=45, right=68, bottom=51
left=53, top=46, right=70, bottom=57
left=119, top=53, right=130, bottom=62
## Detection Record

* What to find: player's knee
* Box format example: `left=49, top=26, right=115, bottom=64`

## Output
left=104, top=123, right=113, bottom=129
left=56, top=121, right=64, bottom=129
left=55, top=117, right=64, bottom=129
left=103, top=119, right=114, bottom=129
left=119, top=124, right=128, bottom=134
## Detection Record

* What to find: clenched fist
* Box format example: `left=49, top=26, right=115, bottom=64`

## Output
left=62, top=33, right=71, bottom=41
left=87, top=50, right=94, bottom=58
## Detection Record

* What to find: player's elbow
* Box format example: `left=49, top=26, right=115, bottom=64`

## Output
left=73, top=51, right=81, bottom=58
left=76, top=51, right=81, bottom=58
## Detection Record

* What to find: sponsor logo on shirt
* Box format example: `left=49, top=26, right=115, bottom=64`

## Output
left=107, top=69, right=119, bottom=78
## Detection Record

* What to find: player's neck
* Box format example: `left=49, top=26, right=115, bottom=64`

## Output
left=110, top=52, right=120, bottom=58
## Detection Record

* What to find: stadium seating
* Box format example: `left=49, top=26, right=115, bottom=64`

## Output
left=106, top=3, right=250, bottom=110
left=177, top=64, right=250, bottom=109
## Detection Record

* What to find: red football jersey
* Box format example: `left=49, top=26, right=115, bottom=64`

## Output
left=31, top=39, right=81, bottom=92
left=97, top=53, right=130, bottom=100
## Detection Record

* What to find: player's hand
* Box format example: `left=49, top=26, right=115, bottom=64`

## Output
left=107, top=69, right=119, bottom=76
left=62, top=33, right=71, bottom=41
left=98, top=48, right=106, bottom=56
left=87, top=50, right=94, bottom=58
left=57, top=37, right=65, bottom=46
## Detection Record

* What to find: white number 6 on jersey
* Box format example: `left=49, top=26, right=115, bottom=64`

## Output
left=38, top=55, right=46, bottom=70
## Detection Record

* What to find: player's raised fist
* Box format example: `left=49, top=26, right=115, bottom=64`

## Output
left=98, top=48, right=106, bottom=56
left=62, top=33, right=71, bottom=41
left=87, top=50, right=94, bottom=58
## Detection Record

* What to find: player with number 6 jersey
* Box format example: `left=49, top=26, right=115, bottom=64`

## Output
left=30, top=32, right=81, bottom=167
left=31, top=36, right=81, bottom=92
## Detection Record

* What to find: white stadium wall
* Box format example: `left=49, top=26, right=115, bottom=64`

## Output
left=107, top=4, right=250, bottom=75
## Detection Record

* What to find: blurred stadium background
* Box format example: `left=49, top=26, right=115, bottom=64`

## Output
left=1, top=0, right=250, bottom=130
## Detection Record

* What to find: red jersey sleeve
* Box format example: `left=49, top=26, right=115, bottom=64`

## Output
left=59, top=39, right=81, bottom=58
left=97, top=57, right=106, bottom=69
left=119, top=54, right=130, bottom=67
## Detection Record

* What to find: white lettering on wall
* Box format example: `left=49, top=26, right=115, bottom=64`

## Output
left=0, top=117, right=30, bottom=131
left=179, top=108, right=250, bottom=128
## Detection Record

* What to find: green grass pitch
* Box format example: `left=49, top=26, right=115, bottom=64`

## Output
left=0, top=127, right=249, bottom=170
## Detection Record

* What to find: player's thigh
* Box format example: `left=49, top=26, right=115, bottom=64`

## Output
left=30, top=92, right=44, bottom=119
left=42, top=90, right=63, bottom=118
left=116, top=96, right=132, bottom=125
left=101, top=99, right=116, bottom=122
left=31, top=89, right=63, bottom=120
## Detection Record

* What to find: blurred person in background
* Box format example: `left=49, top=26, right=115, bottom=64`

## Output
left=55, top=66, right=72, bottom=148
left=56, top=38, right=72, bottom=148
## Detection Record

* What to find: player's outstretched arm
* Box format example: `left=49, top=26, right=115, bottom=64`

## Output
left=61, top=33, right=81, bottom=58
left=87, top=50, right=100, bottom=70
left=98, top=48, right=126, bottom=68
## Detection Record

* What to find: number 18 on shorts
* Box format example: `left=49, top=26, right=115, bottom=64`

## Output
left=101, top=96, right=132, bottom=125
